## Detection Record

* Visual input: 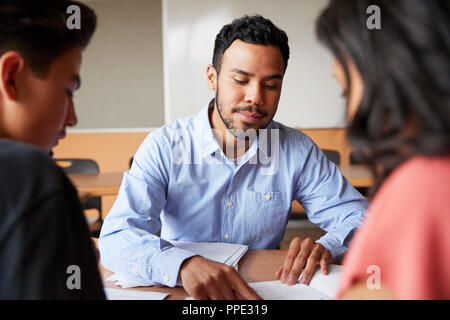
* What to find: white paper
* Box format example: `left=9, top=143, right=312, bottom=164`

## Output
left=306, top=264, right=342, bottom=298
left=248, top=264, right=343, bottom=300
left=104, top=287, right=169, bottom=300
left=186, top=281, right=329, bottom=300
left=223, top=246, right=247, bottom=268
left=169, top=240, right=248, bottom=267
left=185, top=265, right=343, bottom=300
left=105, top=273, right=162, bottom=288
left=249, top=281, right=329, bottom=300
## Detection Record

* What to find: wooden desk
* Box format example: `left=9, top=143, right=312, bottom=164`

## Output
left=69, top=172, right=124, bottom=198
left=94, top=236, right=287, bottom=300
left=78, top=191, right=92, bottom=203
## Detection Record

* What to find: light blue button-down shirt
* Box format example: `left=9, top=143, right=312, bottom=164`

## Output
left=99, top=102, right=368, bottom=287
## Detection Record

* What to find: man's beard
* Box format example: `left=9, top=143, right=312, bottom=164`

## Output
left=215, top=85, right=271, bottom=141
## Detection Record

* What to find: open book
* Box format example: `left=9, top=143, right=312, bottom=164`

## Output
left=248, top=264, right=343, bottom=300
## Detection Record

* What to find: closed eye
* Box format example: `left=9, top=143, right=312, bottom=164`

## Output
left=233, top=78, right=248, bottom=85
left=265, top=84, right=278, bottom=90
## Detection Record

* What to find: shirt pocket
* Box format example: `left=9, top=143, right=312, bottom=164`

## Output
left=248, top=191, right=287, bottom=209
left=243, top=191, right=288, bottom=245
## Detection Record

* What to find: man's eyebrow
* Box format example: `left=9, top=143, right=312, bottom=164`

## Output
left=265, top=74, right=283, bottom=80
left=72, top=74, right=81, bottom=89
left=230, top=68, right=254, bottom=77
left=230, top=68, right=283, bottom=80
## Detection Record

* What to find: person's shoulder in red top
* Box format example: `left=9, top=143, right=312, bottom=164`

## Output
left=337, top=155, right=450, bottom=300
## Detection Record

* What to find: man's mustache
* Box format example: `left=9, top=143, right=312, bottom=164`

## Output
left=231, top=106, right=268, bottom=117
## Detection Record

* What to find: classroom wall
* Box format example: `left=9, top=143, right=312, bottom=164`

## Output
left=162, top=0, right=346, bottom=128
left=73, top=0, right=346, bottom=131
left=75, top=0, right=165, bottom=129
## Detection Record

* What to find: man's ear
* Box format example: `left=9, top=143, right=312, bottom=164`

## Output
left=206, top=64, right=217, bottom=91
left=0, top=51, right=25, bottom=101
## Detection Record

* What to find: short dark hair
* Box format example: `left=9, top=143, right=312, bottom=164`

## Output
left=316, top=0, right=450, bottom=192
left=212, top=15, right=290, bottom=74
left=0, top=0, right=97, bottom=77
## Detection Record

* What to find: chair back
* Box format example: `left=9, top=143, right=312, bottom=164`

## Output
left=348, top=151, right=370, bottom=197
left=55, top=158, right=99, bottom=174
left=54, top=158, right=102, bottom=237
left=321, top=149, right=341, bottom=165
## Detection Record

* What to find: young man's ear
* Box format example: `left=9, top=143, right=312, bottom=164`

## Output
left=0, top=51, right=25, bottom=101
left=206, top=64, right=217, bottom=91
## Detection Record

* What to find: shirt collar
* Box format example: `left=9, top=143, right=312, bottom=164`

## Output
left=195, top=99, right=221, bottom=158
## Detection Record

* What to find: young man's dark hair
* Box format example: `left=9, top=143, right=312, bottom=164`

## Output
left=0, top=0, right=96, bottom=77
left=212, top=14, right=290, bottom=74
left=0, top=0, right=105, bottom=299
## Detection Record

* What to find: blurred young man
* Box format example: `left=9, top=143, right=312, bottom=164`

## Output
left=100, top=15, right=368, bottom=300
left=0, top=0, right=105, bottom=299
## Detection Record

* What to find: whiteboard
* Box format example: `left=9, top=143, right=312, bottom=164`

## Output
left=162, top=0, right=346, bottom=128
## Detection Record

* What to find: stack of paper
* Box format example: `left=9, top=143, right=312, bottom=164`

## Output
left=169, top=240, right=248, bottom=269
left=249, top=264, right=343, bottom=300
left=105, top=273, right=162, bottom=288
left=248, top=281, right=328, bottom=300
left=106, top=240, right=248, bottom=288
left=104, top=287, right=169, bottom=300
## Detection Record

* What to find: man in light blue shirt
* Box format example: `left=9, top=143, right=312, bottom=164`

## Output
left=99, top=15, right=368, bottom=300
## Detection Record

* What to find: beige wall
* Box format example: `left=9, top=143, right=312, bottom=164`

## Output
left=76, top=0, right=165, bottom=129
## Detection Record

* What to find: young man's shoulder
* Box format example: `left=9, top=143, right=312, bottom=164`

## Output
left=0, top=139, right=64, bottom=195
left=0, top=139, right=56, bottom=170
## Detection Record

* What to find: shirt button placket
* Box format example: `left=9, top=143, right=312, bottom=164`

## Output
left=224, top=174, right=236, bottom=243
left=224, top=200, right=233, bottom=241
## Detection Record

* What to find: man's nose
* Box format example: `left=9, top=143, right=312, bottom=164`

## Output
left=244, top=82, right=264, bottom=106
left=65, top=100, right=78, bottom=127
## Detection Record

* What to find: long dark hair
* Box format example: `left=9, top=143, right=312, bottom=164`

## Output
left=316, top=0, right=450, bottom=192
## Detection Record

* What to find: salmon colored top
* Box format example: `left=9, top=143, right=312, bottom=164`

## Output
left=337, top=155, right=450, bottom=299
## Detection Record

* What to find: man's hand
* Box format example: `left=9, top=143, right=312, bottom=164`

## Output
left=180, top=256, right=262, bottom=300
left=275, top=237, right=332, bottom=286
